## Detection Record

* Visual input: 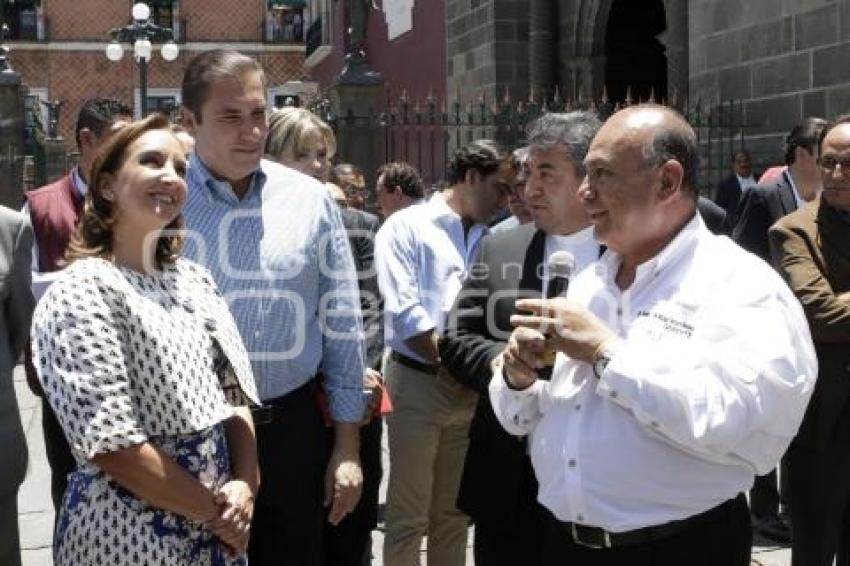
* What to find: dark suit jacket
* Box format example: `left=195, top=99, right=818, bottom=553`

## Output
left=697, top=196, right=728, bottom=236
left=770, top=199, right=850, bottom=448
left=339, top=208, right=383, bottom=370
left=439, top=223, right=547, bottom=530
left=0, top=207, right=34, bottom=499
left=715, top=174, right=744, bottom=219
left=733, top=172, right=797, bottom=262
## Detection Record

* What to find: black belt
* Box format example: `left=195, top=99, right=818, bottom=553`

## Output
left=390, top=350, right=441, bottom=375
left=250, top=377, right=318, bottom=426
left=555, top=494, right=746, bottom=549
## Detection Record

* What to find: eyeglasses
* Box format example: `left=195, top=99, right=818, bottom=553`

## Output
left=819, top=157, right=850, bottom=174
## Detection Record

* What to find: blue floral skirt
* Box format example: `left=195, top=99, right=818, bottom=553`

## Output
left=55, top=423, right=247, bottom=566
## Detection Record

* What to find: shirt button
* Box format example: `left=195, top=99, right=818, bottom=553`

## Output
left=574, top=404, right=581, bottom=412
left=650, top=420, right=659, bottom=428
left=577, top=514, right=584, bottom=522
left=610, top=390, right=618, bottom=399
left=254, top=330, right=261, bottom=339
left=568, top=459, right=576, bottom=468
left=616, top=308, right=622, bottom=316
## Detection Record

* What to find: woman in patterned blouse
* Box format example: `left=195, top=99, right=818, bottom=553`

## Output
left=31, top=113, right=261, bottom=565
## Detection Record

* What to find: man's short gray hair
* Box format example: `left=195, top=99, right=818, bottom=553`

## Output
left=526, top=111, right=602, bottom=174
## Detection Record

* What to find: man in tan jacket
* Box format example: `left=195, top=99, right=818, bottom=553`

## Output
left=770, top=115, right=850, bottom=566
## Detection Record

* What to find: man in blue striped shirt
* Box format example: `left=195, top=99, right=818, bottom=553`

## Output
left=180, top=49, right=366, bottom=565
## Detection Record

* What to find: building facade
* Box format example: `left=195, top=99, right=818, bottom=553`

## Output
left=447, top=0, right=850, bottom=173
left=6, top=0, right=317, bottom=143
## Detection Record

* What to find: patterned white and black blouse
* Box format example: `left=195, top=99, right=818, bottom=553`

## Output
left=32, top=256, right=260, bottom=566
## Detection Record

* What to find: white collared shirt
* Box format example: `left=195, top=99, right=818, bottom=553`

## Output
left=490, top=214, right=817, bottom=532
left=542, top=226, right=599, bottom=296
left=375, top=192, right=488, bottom=364
left=736, top=174, right=758, bottom=192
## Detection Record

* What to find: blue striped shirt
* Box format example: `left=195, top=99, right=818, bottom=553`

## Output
left=182, top=155, right=365, bottom=422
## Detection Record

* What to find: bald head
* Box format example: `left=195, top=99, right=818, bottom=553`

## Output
left=579, top=104, right=700, bottom=267
left=604, top=105, right=699, bottom=197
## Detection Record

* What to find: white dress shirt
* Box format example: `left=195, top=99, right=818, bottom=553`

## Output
left=736, top=173, right=758, bottom=192
left=542, top=226, right=599, bottom=296
left=490, top=214, right=817, bottom=532
left=375, top=192, right=488, bottom=364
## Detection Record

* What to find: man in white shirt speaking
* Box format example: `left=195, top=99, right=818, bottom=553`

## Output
left=489, top=104, right=818, bottom=565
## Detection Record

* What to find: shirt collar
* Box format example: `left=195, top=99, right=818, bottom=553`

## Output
left=71, top=167, right=88, bottom=197
left=596, top=212, right=704, bottom=285
left=189, top=153, right=266, bottom=205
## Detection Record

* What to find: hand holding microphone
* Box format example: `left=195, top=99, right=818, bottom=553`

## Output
left=501, top=251, right=576, bottom=389
left=503, top=251, right=618, bottom=386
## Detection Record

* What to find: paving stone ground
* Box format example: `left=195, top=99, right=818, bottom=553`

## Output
left=16, top=364, right=790, bottom=565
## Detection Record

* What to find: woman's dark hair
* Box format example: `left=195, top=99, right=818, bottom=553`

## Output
left=446, top=139, right=509, bottom=185
left=66, top=113, right=184, bottom=267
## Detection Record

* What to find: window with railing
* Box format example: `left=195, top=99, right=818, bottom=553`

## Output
left=1, top=0, right=43, bottom=41
left=265, top=1, right=305, bottom=43
left=148, top=0, right=175, bottom=29
left=304, top=0, right=330, bottom=61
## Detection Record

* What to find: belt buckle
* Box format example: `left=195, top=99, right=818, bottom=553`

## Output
left=570, top=523, right=612, bottom=549
left=251, top=405, right=274, bottom=425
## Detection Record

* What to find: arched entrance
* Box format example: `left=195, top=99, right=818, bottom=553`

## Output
left=604, top=0, right=668, bottom=104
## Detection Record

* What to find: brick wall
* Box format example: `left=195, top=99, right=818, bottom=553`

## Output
left=46, top=0, right=128, bottom=41
left=689, top=0, right=850, bottom=167
left=9, top=50, right=308, bottom=142
left=447, top=0, right=531, bottom=112
left=5, top=0, right=310, bottom=143
left=182, top=0, right=264, bottom=42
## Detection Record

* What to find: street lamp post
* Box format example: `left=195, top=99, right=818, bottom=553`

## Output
left=105, top=3, right=179, bottom=117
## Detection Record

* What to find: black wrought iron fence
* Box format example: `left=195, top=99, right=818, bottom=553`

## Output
left=314, top=92, right=749, bottom=196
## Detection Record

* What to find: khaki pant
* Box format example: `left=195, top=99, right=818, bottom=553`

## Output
left=382, top=355, right=478, bottom=566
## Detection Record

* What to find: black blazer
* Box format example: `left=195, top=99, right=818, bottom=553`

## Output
left=714, top=174, right=744, bottom=220
left=697, top=196, right=728, bottom=236
left=339, top=208, right=383, bottom=370
left=732, top=172, right=797, bottom=262
left=439, top=224, right=548, bottom=530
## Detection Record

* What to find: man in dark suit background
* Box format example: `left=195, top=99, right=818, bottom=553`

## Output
left=732, top=117, right=827, bottom=544
left=324, top=180, right=385, bottom=566
left=714, top=149, right=759, bottom=226
left=439, top=111, right=602, bottom=565
left=734, top=117, right=827, bottom=261
left=769, top=115, right=850, bottom=566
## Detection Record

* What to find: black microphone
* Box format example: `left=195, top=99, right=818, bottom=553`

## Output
left=546, top=251, right=576, bottom=299
left=538, top=251, right=575, bottom=380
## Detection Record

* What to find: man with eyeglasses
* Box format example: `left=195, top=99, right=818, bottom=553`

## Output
left=770, top=115, right=850, bottom=566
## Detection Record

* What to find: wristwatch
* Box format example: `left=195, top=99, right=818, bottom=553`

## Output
left=592, top=349, right=613, bottom=379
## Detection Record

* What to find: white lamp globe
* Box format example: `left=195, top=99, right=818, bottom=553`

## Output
left=160, top=41, right=179, bottom=62
left=134, top=38, right=153, bottom=61
left=105, top=41, right=124, bottom=62
left=131, top=2, right=151, bottom=22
